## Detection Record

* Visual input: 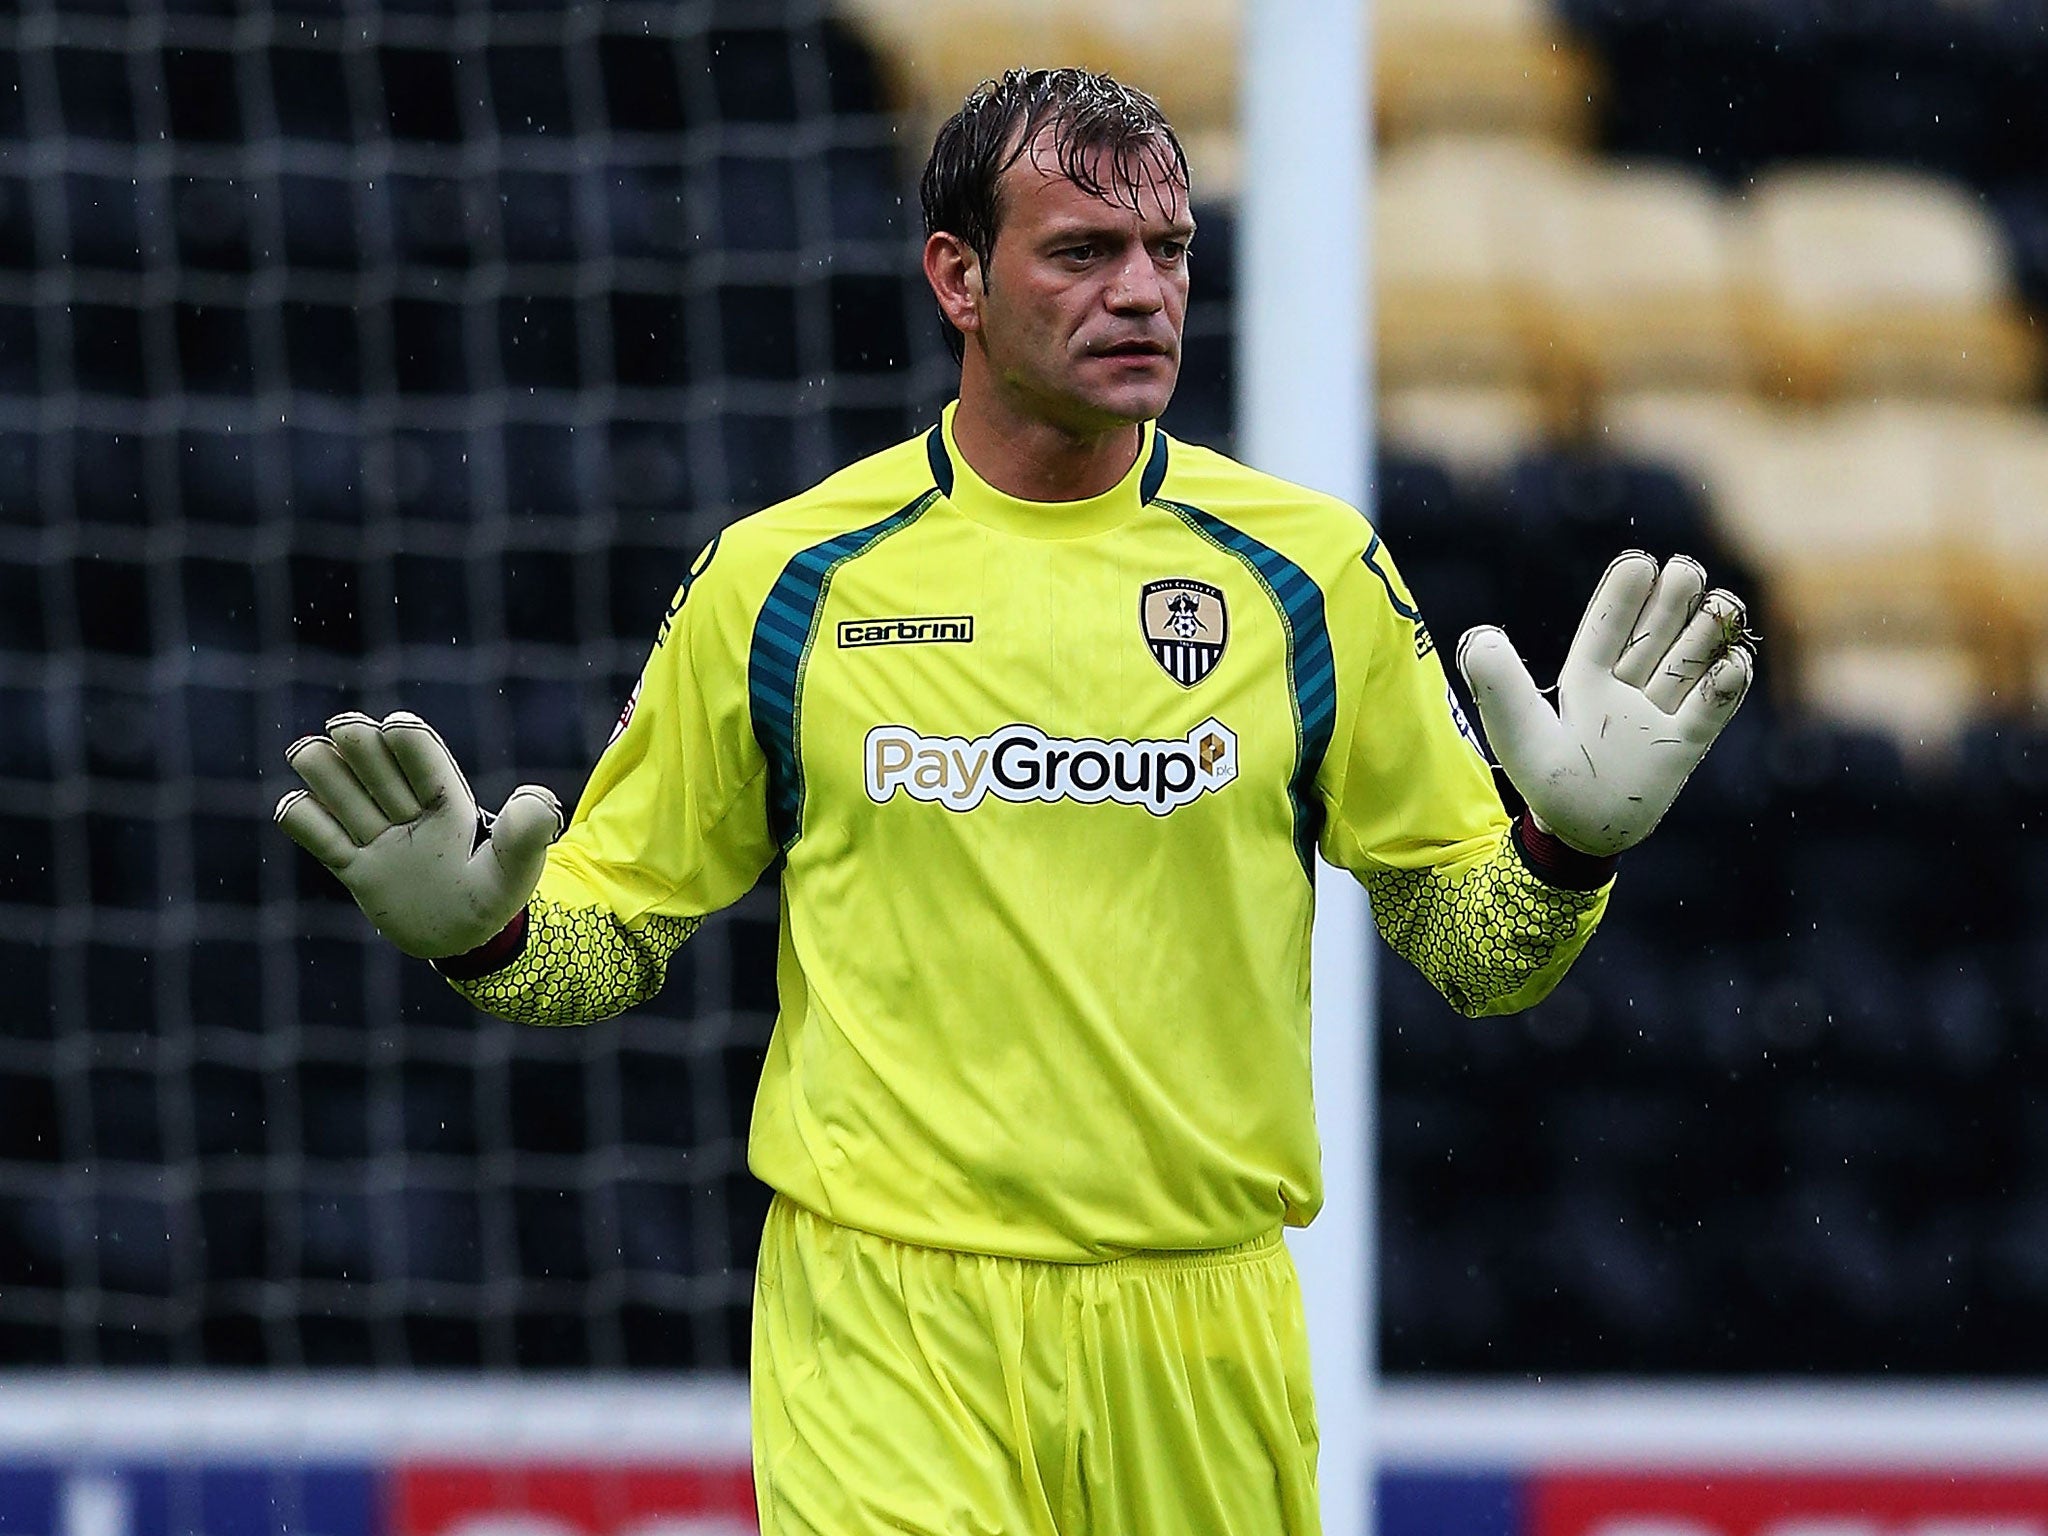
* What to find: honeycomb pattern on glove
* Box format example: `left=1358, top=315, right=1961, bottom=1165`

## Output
left=447, top=895, right=702, bottom=1026
left=1363, top=837, right=1603, bottom=1018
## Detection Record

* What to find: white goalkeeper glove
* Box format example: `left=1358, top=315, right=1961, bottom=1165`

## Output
left=1456, top=550, right=1754, bottom=858
left=273, top=710, right=563, bottom=960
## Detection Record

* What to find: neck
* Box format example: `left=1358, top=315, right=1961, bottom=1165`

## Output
left=950, top=360, right=1143, bottom=503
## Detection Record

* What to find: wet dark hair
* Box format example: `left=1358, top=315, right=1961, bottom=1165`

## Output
left=919, top=67, right=1190, bottom=361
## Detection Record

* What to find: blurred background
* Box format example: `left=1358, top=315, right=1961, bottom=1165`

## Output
left=2, top=0, right=2048, bottom=1530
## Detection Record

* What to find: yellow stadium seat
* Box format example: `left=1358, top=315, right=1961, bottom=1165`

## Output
left=837, top=0, right=1241, bottom=193
left=1742, top=166, right=2039, bottom=402
left=1376, top=136, right=1573, bottom=397
left=1799, top=643, right=1987, bottom=758
left=1704, top=401, right=1999, bottom=749
left=1379, top=384, right=1547, bottom=480
left=1381, top=147, right=1750, bottom=424
left=1538, top=165, right=1750, bottom=400
left=1956, top=409, right=2048, bottom=708
left=1596, top=389, right=1776, bottom=501
left=1376, top=0, right=1596, bottom=147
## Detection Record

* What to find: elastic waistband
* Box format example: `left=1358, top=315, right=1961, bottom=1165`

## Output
left=1088, top=1228, right=1285, bottom=1274
left=766, top=1194, right=1284, bottom=1274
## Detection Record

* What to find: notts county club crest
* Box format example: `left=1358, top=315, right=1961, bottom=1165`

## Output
left=1141, top=578, right=1227, bottom=687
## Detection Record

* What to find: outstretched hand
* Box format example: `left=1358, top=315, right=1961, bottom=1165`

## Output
left=1456, top=551, right=1754, bottom=858
left=275, top=710, right=562, bottom=959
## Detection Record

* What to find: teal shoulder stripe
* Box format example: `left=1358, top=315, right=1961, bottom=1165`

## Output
left=1159, top=498, right=1336, bottom=878
left=749, top=492, right=938, bottom=848
left=925, top=426, right=953, bottom=497
left=1139, top=428, right=1169, bottom=503
left=1362, top=531, right=1421, bottom=622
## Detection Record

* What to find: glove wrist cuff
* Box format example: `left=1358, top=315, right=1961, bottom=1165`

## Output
left=1513, top=816, right=1620, bottom=891
left=432, top=906, right=531, bottom=980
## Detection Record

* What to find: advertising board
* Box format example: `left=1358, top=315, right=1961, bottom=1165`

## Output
left=5, top=1383, right=2048, bottom=1536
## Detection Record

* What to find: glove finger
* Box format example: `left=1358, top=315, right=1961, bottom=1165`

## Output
left=327, top=712, right=424, bottom=825
left=1457, top=625, right=1562, bottom=777
left=1675, top=645, right=1754, bottom=746
left=1560, top=550, right=1660, bottom=683
left=285, top=735, right=392, bottom=847
left=1610, top=554, right=1707, bottom=690
left=274, top=788, right=359, bottom=871
left=379, top=710, right=478, bottom=818
left=1643, top=588, right=1746, bottom=715
left=473, top=784, right=563, bottom=904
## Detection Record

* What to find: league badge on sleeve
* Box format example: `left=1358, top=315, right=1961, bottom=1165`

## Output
left=1141, top=578, right=1227, bottom=687
left=1447, top=682, right=1484, bottom=759
left=608, top=677, right=643, bottom=747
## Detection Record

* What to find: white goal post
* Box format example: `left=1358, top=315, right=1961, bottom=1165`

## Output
left=1238, top=4, right=1374, bottom=1535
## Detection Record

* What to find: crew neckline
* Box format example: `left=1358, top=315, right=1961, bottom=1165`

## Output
left=926, top=401, right=1170, bottom=540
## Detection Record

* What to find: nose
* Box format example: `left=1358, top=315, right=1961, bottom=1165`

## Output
left=1105, top=249, right=1166, bottom=315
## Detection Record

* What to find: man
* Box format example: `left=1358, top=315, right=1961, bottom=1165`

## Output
left=276, top=69, right=1751, bottom=1536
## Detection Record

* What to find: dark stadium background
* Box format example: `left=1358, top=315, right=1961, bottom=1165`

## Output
left=0, top=0, right=2044, bottom=1383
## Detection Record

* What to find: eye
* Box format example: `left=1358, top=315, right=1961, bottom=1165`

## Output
left=1157, top=239, right=1188, bottom=261
left=1059, top=242, right=1098, bottom=262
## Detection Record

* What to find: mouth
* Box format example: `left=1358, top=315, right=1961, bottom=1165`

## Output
left=1090, top=339, right=1172, bottom=360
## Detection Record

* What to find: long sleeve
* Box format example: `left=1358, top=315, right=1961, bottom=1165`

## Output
left=440, top=898, right=703, bottom=1026
left=444, top=531, right=778, bottom=1025
left=1316, top=530, right=1610, bottom=1017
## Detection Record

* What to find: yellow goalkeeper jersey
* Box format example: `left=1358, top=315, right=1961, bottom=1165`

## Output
left=450, top=404, right=1611, bottom=1261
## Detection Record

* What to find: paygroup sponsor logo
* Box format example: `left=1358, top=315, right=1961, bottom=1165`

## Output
left=864, top=718, right=1238, bottom=815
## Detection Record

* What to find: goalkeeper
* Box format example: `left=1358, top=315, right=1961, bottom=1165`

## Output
left=276, top=69, right=1752, bottom=1536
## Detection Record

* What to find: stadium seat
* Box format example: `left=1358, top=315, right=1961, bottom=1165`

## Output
left=1534, top=164, right=1750, bottom=401
left=1376, top=0, right=1596, bottom=147
left=1596, top=389, right=1774, bottom=505
left=1377, top=135, right=1571, bottom=396
left=1704, top=401, right=1996, bottom=749
left=837, top=0, right=1241, bottom=192
left=1379, top=384, right=1546, bottom=479
left=1379, top=141, right=1749, bottom=418
left=1958, top=410, right=2048, bottom=707
left=1743, top=166, right=2039, bottom=401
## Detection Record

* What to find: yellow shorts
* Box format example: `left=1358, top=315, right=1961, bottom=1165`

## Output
left=751, top=1194, right=1322, bottom=1535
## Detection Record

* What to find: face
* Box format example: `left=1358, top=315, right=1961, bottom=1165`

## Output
left=962, top=133, right=1194, bottom=433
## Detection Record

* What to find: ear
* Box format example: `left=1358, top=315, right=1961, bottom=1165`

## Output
left=923, top=231, right=984, bottom=340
